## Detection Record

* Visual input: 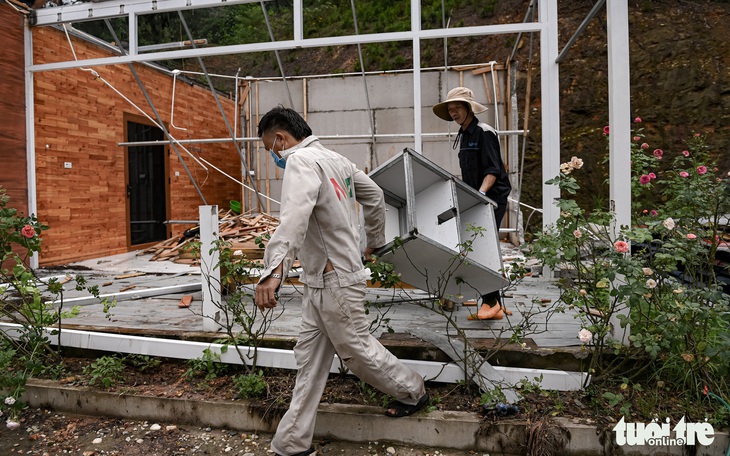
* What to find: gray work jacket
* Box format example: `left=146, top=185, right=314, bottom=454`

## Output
left=258, top=136, right=386, bottom=288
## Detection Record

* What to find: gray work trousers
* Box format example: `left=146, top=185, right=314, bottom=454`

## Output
left=271, top=271, right=426, bottom=456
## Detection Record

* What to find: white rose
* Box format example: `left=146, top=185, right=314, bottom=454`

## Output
left=4, top=397, right=15, bottom=406
left=646, top=279, right=657, bottom=289
left=578, top=329, right=593, bottom=343
left=642, top=268, right=653, bottom=276
left=6, top=420, right=19, bottom=430
left=662, top=217, right=675, bottom=230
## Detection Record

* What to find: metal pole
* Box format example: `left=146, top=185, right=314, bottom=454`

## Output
left=177, top=12, right=265, bottom=209
left=350, top=0, right=378, bottom=168
left=260, top=1, right=295, bottom=109
left=24, top=19, right=38, bottom=269
left=607, top=0, right=632, bottom=345
left=199, top=205, right=222, bottom=331
left=556, top=0, right=606, bottom=63
left=539, top=0, right=561, bottom=240
left=411, top=0, right=422, bottom=154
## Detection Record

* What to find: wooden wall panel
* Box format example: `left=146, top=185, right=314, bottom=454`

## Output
left=32, top=27, right=241, bottom=266
left=0, top=7, right=28, bottom=215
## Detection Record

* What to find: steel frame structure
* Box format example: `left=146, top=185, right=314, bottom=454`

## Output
left=24, top=0, right=631, bottom=244
left=21, top=1, right=632, bottom=352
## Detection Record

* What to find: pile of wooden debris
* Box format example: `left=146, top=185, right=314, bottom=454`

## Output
left=139, top=211, right=279, bottom=265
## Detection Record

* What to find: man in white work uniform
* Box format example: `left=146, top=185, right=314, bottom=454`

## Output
left=254, top=106, right=428, bottom=456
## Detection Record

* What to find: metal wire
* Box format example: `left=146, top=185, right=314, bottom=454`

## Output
left=177, top=11, right=266, bottom=209
left=350, top=0, right=378, bottom=168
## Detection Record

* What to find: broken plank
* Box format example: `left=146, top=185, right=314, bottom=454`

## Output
left=115, top=272, right=147, bottom=280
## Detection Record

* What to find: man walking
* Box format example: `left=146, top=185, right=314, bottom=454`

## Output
left=254, top=106, right=428, bottom=456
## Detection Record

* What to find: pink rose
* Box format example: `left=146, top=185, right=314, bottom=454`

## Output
left=650, top=210, right=658, bottom=216
left=641, top=143, right=649, bottom=150
left=573, top=230, right=583, bottom=238
left=614, top=241, right=629, bottom=254
left=634, top=117, right=642, bottom=123
left=639, top=174, right=651, bottom=185
left=649, top=173, right=656, bottom=179
left=695, top=133, right=701, bottom=137
left=686, top=233, right=697, bottom=240
left=697, top=165, right=707, bottom=175
left=603, top=126, right=610, bottom=136
left=633, top=136, right=641, bottom=141
left=679, top=171, right=689, bottom=178
left=21, top=225, right=36, bottom=238
left=682, top=150, right=690, bottom=157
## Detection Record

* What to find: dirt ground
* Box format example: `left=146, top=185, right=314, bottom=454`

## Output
left=0, top=408, right=492, bottom=456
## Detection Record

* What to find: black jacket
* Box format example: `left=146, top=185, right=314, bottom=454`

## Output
left=457, top=117, right=511, bottom=205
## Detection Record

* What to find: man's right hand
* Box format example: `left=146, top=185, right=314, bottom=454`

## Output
left=255, top=275, right=282, bottom=310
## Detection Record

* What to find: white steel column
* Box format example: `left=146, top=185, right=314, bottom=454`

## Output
left=411, top=0, right=422, bottom=153
left=200, top=205, right=222, bottom=331
left=128, top=12, right=138, bottom=56
left=607, top=0, right=631, bottom=234
left=24, top=23, right=38, bottom=270
left=606, top=0, right=632, bottom=344
left=293, top=0, right=303, bottom=41
left=540, top=0, right=561, bottom=234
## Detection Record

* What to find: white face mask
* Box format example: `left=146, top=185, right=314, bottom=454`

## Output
left=268, top=137, right=286, bottom=169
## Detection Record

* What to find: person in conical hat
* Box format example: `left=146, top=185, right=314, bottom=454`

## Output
left=433, top=87, right=512, bottom=320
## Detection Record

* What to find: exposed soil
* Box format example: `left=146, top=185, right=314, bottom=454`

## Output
left=1, top=354, right=727, bottom=455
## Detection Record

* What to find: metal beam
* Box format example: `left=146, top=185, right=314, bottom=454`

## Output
left=540, top=0, right=561, bottom=242
left=199, top=205, right=222, bottom=331
left=116, top=130, right=530, bottom=147
left=24, top=21, right=39, bottom=269
left=607, top=0, right=632, bottom=345
left=0, top=323, right=586, bottom=390
left=33, top=0, right=268, bottom=27
left=411, top=0, right=423, bottom=154
left=50, top=283, right=202, bottom=306
left=30, top=22, right=544, bottom=73
left=556, top=0, right=606, bottom=63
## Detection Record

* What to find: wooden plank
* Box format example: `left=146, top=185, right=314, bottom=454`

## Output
left=471, top=63, right=507, bottom=75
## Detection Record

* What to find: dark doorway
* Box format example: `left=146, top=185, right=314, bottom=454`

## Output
left=127, top=121, right=167, bottom=246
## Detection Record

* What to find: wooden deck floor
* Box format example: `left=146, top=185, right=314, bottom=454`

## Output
left=29, top=250, right=587, bottom=372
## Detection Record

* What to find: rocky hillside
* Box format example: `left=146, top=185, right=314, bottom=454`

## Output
left=186, top=0, right=730, bottom=224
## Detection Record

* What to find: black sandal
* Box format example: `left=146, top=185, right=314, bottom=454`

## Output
left=275, top=448, right=315, bottom=456
left=384, top=393, right=429, bottom=417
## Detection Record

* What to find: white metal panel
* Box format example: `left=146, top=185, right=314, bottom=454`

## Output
left=384, top=202, right=401, bottom=241
left=460, top=203, right=502, bottom=273
left=370, top=149, right=506, bottom=297
left=414, top=179, right=460, bottom=250
left=376, top=234, right=507, bottom=300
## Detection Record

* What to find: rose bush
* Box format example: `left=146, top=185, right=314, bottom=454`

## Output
left=531, top=125, right=730, bottom=422
left=0, top=187, right=98, bottom=428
